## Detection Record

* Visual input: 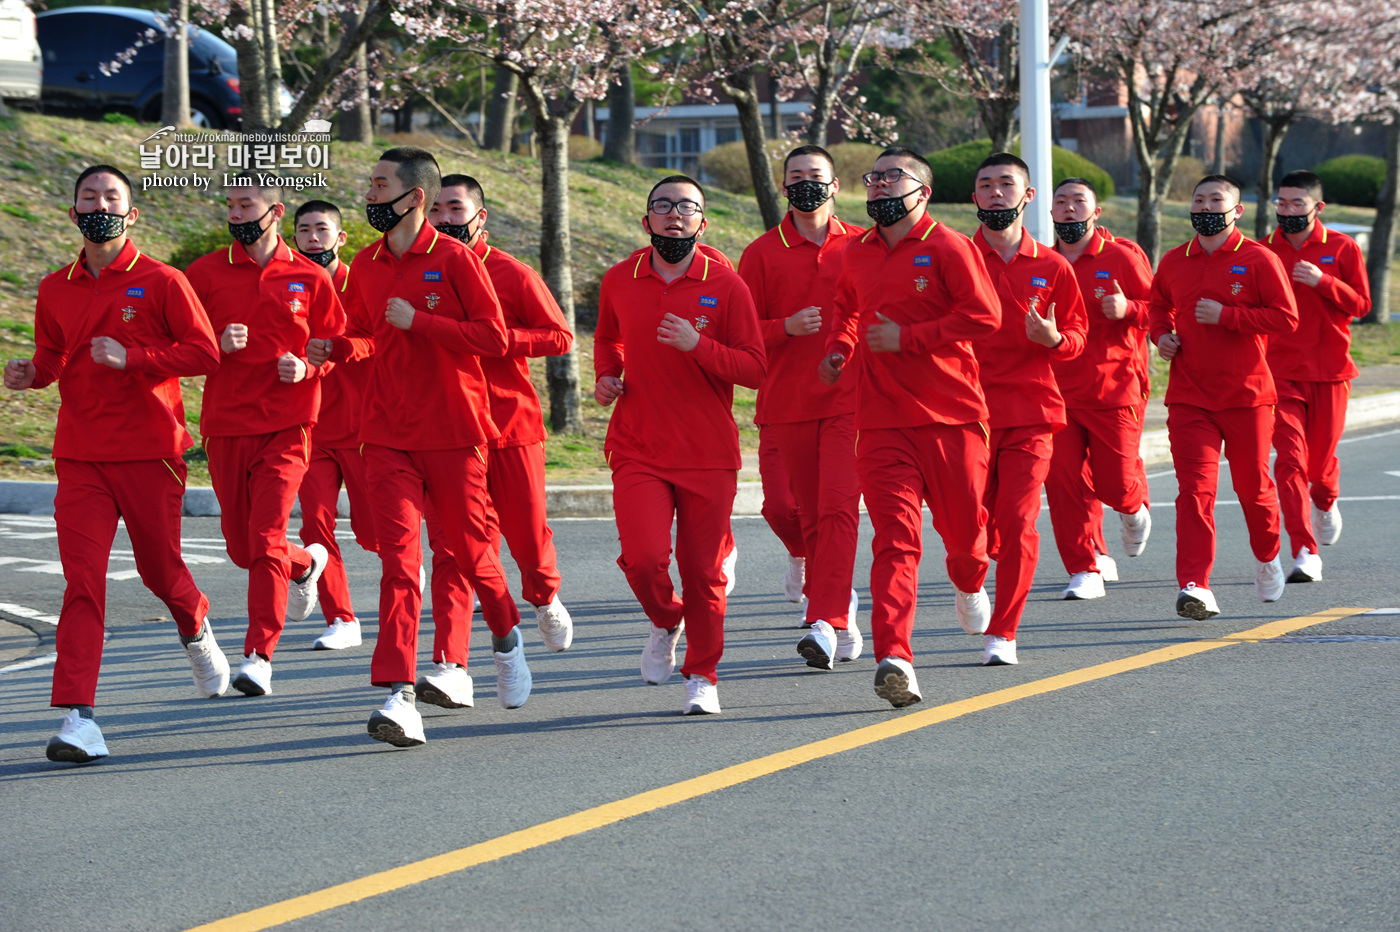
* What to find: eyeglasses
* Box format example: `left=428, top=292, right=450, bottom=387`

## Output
left=648, top=198, right=704, bottom=217
left=862, top=168, right=920, bottom=187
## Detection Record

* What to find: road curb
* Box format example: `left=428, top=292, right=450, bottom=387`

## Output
left=2, top=390, right=1398, bottom=518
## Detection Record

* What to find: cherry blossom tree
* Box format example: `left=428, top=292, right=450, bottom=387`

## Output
left=1353, top=0, right=1400, bottom=323
left=1066, top=0, right=1269, bottom=264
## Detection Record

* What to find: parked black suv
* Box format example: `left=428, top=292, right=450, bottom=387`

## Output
left=36, top=6, right=241, bottom=128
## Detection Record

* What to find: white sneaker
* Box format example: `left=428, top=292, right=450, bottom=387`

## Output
left=534, top=596, right=574, bottom=652
left=835, top=590, right=863, bottom=662
left=1063, top=571, right=1106, bottom=601
left=682, top=675, right=721, bottom=714
left=1120, top=504, right=1152, bottom=557
left=231, top=652, right=272, bottom=696
left=1176, top=583, right=1220, bottom=620
left=367, top=689, right=426, bottom=747
left=955, top=587, right=991, bottom=635
left=784, top=555, right=806, bottom=602
left=287, top=542, right=329, bottom=622
left=1313, top=502, right=1342, bottom=546
left=493, top=632, right=532, bottom=709
left=1096, top=552, right=1119, bottom=582
left=1255, top=555, right=1285, bottom=603
left=46, top=709, right=109, bottom=764
left=797, top=619, right=837, bottom=670
left=1288, top=548, right=1323, bottom=584
left=722, top=545, right=737, bottom=596
left=312, top=618, right=362, bottom=651
left=418, top=565, right=426, bottom=593
left=873, top=657, right=922, bottom=708
left=183, top=620, right=230, bottom=698
left=641, top=621, right=683, bottom=685
left=416, top=661, right=474, bottom=709
left=982, top=635, right=1018, bottom=666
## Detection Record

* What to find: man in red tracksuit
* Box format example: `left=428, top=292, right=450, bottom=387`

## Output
left=1149, top=174, right=1299, bottom=619
left=186, top=172, right=345, bottom=697
left=739, top=143, right=865, bottom=671
left=970, top=153, right=1087, bottom=667
left=312, top=146, right=528, bottom=748
left=823, top=147, right=1001, bottom=707
left=1264, top=169, right=1372, bottom=583
left=5, top=165, right=228, bottom=764
left=595, top=174, right=765, bottom=716
left=1045, top=177, right=1155, bottom=601
left=410, top=173, right=574, bottom=711
left=291, top=199, right=377, bottom=651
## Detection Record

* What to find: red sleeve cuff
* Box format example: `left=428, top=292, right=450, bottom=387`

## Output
left=124, top=345, right=148, bottom=372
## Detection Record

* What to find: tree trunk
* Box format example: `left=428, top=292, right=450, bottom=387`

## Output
left=274, top=0, right=389, bottom=134
left=584, top=99, right=595, bottom=142
left=985, top=100, right=1016, bottom=153
left=806, top=37, right=836, bottom=147
left=725, top=67, right=783, bottom=229
left=484, top=66, right=518, bottom=152
left=160, top=0, right=190, bottom=129
left=767, top=71, right=781, bottom=140
left=1364, top=117, right=1399, bottom=325
left=475, top=66, right=487, bottom=144
left=1213, top=102, right=1227, bottom=174
left=518, top=82, right=584, bottom=433
left=1254, top=117, right=1290, bottom=240
left=259, top=0, right=281, bottom=121
left=229, top=2, right=269, bottom=131
left=394, top=94, right=415, bottom=133
left=337, top=2, right=372, bottom=143
left=603, top=63, right=635, bottom=164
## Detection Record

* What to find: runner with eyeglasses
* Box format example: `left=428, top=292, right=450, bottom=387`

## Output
left=824, top=147, right=1000, bottom=706
left=594, top=175, right=765, bottom=715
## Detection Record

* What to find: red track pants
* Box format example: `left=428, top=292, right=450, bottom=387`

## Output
left=298, top=444, right=377, bottom=626
left=1168, top=403, right=1281, bottom=589
left=769, top=415, right=860, bottom=628
left=1273, top=379, right=1348, bottom=557
left=612, top=458, right=736, bottom=685
left=985, top=425, right=1055, bottom=641
left=758, top=426, right=805, bottom=560
left=363, top=444, right=520, bottom=687
left=1046, top=406, right=1149, bottom=575
left=205, top=427, right=314, bottom=658
left=49, top=458, right=209, bottom=708
left=856, top=424, right=990, bottom=663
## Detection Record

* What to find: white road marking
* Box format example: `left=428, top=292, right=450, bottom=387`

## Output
left=0, top=529, right=58, bottom=540
left=1385, top=471, right=1400, bottom=479
left=0, top=602, right=59, bottom=625
left=14, top=562, right=64, bottom=574
left=107, top=570, right=142, bottom=581
left=0, top=653, right=57, bottom=674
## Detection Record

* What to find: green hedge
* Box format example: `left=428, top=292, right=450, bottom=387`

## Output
left=167, top=214, right=381, bottom=270
left=926, top=139, right=1115, bottom=202
left=1313, top=155, right=1386, bottom=208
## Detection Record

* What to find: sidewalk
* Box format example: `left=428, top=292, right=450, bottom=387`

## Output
left=3, top=387, right=1399, bottom=518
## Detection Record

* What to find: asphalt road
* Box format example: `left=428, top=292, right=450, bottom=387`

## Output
left=2, top=426, right=1399, bottom=932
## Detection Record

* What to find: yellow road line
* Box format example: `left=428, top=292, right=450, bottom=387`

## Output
left=189, top=607, right=1367, bottom=932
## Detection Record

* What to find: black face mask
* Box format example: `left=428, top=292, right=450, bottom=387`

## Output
left=74, top=209, right=130, bottom=244
left=787, top=180, right=832, bottom=214
left=865, top=190, right=917, bottom=227
left=228, top=206, right=276, bottom=246
left=977, top=197, right=1024, bottom=231
left=1276, top=210, right=1313, bottom=235
left=366, top=190, right=414, bottom=234
left=1054, top=219, right=1091, bottom=244
left=299, top=247, right=336, bottom=268
left=1191, top=210, right=1234, bottom=237
left=437, top=210, right=485, bottom=244
left=650, top=231, right=697, bottom=264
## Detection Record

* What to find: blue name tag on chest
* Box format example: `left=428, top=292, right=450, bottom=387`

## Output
left=1094, top=270, right=1110, bottom=280
left=1031, top=276, right=1047, bottom=288
left=1230, top=265, right=1247, bottom=275
left=699, top=296, right=718, bottom=308
left=126, top=287, right=144, bottom=297
left=1320, top=256, right=1335, bottom=264
left=424, top=271, right=441, bottom=281
left=288, top=282, right=305, bottom=292
left=913, top=255, right=931, bottom=266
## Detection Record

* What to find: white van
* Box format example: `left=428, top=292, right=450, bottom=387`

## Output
left=0, top=0, right=41, bottom=102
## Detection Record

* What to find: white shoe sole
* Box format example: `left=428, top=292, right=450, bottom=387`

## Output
left=1176, top=594, right=1218, bottom=621
left=45, top=737, right=108, bottom=763
left=796, top=633, right=835, bottom=670
left=873, top=662, right=922, bottom=708
left=416, top=680, right=473, bottom=709
left=231, top=673, right=269, bottom=697
left=366, top=712, right=426, bottom=747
